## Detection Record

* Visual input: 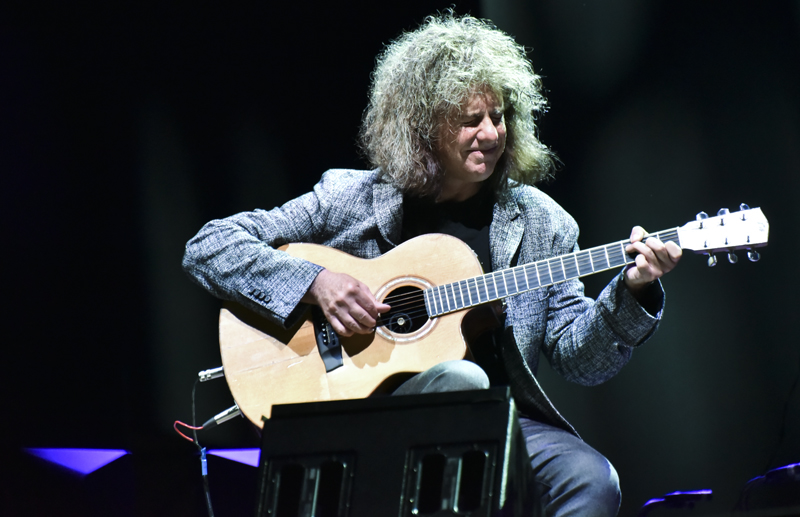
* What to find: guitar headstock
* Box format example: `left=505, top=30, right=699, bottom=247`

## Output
left=677, top=204, right=769, bottom=266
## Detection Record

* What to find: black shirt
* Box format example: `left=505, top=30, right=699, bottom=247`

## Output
left=402, top=186, right=493, bottom=272
left=401, top=186, right=508, bottom=385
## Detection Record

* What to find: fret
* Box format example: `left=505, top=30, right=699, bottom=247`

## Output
left=511, top=268, right=520, bottom=294
left=522, top=264, right=531, bottom=290
left=497, top=271, right=508, bottom=298
left=424, top=288, right=431, bottom=316
left=591, top=247, right=609, bottom=270
left=534, top=262, right=541, bottom=287
left=606, top=244, right=620, bottom=268
left=549, top=258, right=566, bottom=283
left=465, top=278, right=475, bottom=306
left=537, top=261, right=552, bottom=286
left=575, top=251, right=591, bottom=276
left=480, top=276, right=489, bottom=303
left=565, top=255, right=575, bottom=279
left=490, top=272, right=500, bottom=298
left=620, top=242, right=631, bottom=265
left=442, top=285, right=452, bottom=313
left=567, top=254, right=580, bottom=279
left=588, top=249, right=595, bottom=272
left=486, top=274, right=497, bottom=300
left=662, top=229, right=680, bottom=245
left=433, top=286, right=443, bottom=315
left=607, top=243, right=626, bottom=268
left=456, top=280, right=466, bottom=308
left=603, top=246, right=611, bottom=268
left=446, top=284, right=457, bottom=311
left=492, top=272, right=508, bottom=298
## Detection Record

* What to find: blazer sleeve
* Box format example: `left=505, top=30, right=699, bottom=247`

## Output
left=540, top=219, right=665, bottom=386
left=182, top=178, right=337, bottom=328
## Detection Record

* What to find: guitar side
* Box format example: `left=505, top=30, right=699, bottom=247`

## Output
left=219, top=234, right=485, bottom=427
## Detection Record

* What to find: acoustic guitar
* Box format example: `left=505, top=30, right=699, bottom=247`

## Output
left=218, top=205, right=769, bottom=427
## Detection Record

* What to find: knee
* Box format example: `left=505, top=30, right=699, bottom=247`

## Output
left=557, top=450, right=620, bottom=515
left=392, top=360, right=489, bottom=395
left=434, top=360, right=490, bottom=391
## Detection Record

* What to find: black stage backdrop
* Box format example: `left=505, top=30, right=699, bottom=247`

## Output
left=3, top=1, right=799, bottom=515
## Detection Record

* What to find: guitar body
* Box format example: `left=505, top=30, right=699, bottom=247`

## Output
left=219, top=234, right=485, bottom=427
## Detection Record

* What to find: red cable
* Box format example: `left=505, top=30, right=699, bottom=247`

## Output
left=174, top=420, right=203, bottom=443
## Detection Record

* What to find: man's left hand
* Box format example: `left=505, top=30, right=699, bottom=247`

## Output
left=623, top=226, right=682, bottom=297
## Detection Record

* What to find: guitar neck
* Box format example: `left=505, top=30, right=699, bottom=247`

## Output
left=424, top=228, right=680, bottom=318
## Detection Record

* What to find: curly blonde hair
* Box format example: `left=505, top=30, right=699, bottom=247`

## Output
left=359, top=12, right=556, bottom=198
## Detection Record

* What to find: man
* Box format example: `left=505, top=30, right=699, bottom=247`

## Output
left=183, top=13, right=681, bottom=516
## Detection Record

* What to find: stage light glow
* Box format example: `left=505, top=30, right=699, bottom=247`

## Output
left=207, top=448, right=260, bottom=467
left=25, top=448, right=129, bottom=475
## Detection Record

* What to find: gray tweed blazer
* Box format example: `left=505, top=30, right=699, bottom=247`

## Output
left=183, top=169, right=663, bottom=434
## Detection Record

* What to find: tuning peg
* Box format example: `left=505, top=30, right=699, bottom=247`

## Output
left=717, top=208, right=729, bottom=226
left=696, top=211, right=708, bottom=228
left=727, top=252, right=738, bottom=264
left=707, top=254, right=718, bottom=267
left=747, top=249, right=761, bottom=262
left=739, top=203, right=750, bottom=220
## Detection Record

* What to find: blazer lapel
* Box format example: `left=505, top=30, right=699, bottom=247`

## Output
left=372, top=179, right=403, bottom=248
left=490, top=193, right=524, bottom=271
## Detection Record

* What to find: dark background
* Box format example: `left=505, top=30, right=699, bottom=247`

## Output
left=3, top=1, right=799, bottom=515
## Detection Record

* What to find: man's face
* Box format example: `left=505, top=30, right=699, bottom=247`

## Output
left=436, top=90, right=506, bottom=201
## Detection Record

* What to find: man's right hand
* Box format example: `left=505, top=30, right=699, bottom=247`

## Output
left=301, top=269, right=391, bottom=336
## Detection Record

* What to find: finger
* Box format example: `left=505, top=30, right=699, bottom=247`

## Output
left=351, top=307, right=378, bottom=329
left=338, top=311, right=373, bottom=335
left=627, top=240, right=657, bottom=265
left=665, top=241, right=683, bottom=263
left=351, top=283, right=391, bottom=318
left=634, top=253, right=656, bottom=281
left=625, top=245, right=659, bottom=283
left=327, top=315, right=353, bottom=337
left=644, top=237, right=672, bottom=266
left=630, top=226, right=647, bottom=243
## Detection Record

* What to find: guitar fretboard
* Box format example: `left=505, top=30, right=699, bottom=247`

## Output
left=424, top=228, right=680, bottom=318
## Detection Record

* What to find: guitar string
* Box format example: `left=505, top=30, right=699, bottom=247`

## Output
left=374, top=226, right=710, bottom=331
left=378, top=245, right=627, bottom=308
left=378, top=230, right=682, bottom=313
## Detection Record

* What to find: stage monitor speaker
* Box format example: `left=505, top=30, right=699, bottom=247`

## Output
left=255, top=387, right=534, bottom=517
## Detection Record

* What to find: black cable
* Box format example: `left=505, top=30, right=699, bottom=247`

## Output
left=192, top=378, right=216, bottom=517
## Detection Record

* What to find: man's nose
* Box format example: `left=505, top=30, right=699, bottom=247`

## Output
left=477, top=116, right=499, bottom=142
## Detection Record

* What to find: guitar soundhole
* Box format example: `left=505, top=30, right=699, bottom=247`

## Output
left=381, top=285, right=428, bottom=335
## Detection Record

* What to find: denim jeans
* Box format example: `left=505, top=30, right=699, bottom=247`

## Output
left=394, top=360, right=621, bottom=516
